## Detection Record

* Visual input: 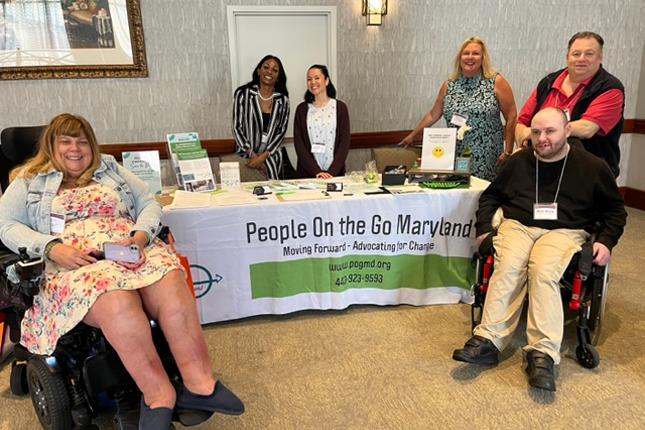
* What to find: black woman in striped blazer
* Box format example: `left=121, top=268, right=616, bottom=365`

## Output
left=232, top=55, right=290, bottom=179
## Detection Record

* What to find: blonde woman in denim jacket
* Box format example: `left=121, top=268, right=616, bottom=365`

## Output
left=0, top=114, right=243, bottom=429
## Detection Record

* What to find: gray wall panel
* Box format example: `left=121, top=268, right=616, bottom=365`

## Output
left=0, top=0, right=642, bottom=146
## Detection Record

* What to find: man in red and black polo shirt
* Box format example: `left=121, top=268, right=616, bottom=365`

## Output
left=515, top=32, right=624, bottom=177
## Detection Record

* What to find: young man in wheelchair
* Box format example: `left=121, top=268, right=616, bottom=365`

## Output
left=452, top=107, right=626, bottom=391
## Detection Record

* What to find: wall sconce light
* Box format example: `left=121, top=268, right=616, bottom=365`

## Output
left=362, top=0, right=388, bottom=26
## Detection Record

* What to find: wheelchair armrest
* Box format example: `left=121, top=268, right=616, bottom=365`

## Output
left=0, top=242, right=19, bottom=267
left=157, top=225, right=170, bottom=244
left=577, top=240, right=594, bottom=276
left=477, top=230, right=497, bottom=256
left=577, top=223, right=603, bottom=276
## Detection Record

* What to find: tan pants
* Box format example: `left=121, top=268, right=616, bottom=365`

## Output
left=473, top=219, right=588, bottom=364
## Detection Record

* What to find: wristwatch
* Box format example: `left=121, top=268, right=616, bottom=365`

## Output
left=44, top=239, right=63, bottom=259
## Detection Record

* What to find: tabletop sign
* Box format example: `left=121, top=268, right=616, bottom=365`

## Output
left=421, top=128, right=456, bottom=171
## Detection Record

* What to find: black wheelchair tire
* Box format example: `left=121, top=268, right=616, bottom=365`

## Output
left=26, top=358, right=73, bottom=430
left=576, top=344, right=600, bottom=369
left=10, top=362, right=29, bottom=395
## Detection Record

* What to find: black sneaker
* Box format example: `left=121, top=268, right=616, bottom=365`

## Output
left=525, top=350, right=556, bottom=392
left=452, top=335, right=499, bottom=365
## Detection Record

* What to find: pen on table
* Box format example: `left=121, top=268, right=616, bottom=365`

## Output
left=275, top=191, right=295, bottom=196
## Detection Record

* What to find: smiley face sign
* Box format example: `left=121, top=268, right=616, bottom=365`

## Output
left=432, top=146, right=445, bottom=158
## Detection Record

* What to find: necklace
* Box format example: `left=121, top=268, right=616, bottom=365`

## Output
left=258, top=92, right=274, bottom=101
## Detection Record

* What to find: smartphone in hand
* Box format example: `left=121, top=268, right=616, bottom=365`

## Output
left=103, top=243, right=140, bottom=263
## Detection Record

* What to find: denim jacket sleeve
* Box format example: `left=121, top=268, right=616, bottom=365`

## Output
left=0, top=177, right=60, bottom=257
left=107, top=157, right=162, bottom=242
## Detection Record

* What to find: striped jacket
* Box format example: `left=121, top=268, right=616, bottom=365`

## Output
left=232, top=84, right=290, bottom=179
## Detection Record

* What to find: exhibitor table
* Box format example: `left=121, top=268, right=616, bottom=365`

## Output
left=161, top=179, right=488, bottom=324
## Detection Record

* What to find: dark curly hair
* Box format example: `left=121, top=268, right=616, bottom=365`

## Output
left=245, top=54, right=289, bottom=97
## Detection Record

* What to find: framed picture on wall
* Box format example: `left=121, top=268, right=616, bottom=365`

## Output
left=0, top=0, right=147, bottom=80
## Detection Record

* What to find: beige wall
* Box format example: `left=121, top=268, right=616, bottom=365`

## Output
left=0, top=0, right=643, bottom=180
left=625, top=39, right=645, bottom=190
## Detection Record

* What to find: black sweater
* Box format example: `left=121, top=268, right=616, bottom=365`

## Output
left=475, top=145, right=626, bottom=250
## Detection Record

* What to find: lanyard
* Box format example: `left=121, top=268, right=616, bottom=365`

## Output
left=535, top=149, right=568, bottom=204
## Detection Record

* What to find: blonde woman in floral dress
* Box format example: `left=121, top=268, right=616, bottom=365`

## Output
left=0, top=114, right=243, bottom=429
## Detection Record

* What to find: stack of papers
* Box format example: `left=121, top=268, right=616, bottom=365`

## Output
left=276, top=190, right=332, bottom=202
left=384, top=185, right=424, bottom=194
left=211, top=191, right=257, bottom=206
left=167, top=190, right=212, bottom=209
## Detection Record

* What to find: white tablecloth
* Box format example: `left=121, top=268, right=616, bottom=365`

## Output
left=161, top=179, right=488, bottom=324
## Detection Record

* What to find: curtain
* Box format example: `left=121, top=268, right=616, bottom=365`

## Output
left=0, top=1, right=70, bottom=51
left=110, top=0, right=131, bottom=58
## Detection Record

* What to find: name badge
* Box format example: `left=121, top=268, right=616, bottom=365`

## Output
left=50, top=212, right=66, bottom=234
left=311, top=142, right=326, bottom=154
left=450, top=112, right=468, bottom=127
left=533, top=203, right=558, bottom=220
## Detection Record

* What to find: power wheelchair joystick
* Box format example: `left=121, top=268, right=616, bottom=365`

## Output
left=0, top=247, right=45, bottom=345
left=15, top=246, right=46, bottom=297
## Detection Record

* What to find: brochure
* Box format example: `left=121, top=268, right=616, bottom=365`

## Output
left=176, top=149, right=216, bottom=192
left=219, top=161, right=241, bottom=188
left=166, top=132, right=216, bottom=192
left=421, top=128, right=456, bottom=171
left=166, top=132, right=201, bottom=187
left=122, top=150, right=162, bottom=195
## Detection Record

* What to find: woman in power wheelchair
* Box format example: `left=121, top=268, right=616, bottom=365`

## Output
left=0, top=114, right=244, bottom=429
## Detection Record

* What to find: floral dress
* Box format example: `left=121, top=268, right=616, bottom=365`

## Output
left=21, top=184, right=182, bottom=355
left=443, top=74, right=504, bottom=182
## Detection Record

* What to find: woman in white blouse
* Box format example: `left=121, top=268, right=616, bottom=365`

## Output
left=294, top=65, right=351, bottom=179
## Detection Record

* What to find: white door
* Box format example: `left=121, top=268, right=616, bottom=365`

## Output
left=227, top=6, right=337, bottom=138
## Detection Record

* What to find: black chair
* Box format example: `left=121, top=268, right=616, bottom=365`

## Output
left=0, top=125, right=45, bottom=192
left=470, top=230, right=608, bottom=369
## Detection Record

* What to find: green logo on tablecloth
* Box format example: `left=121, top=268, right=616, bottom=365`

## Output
left=190, top=264, right=223, bottom=298
left=249, top=254, right=474, bottom=299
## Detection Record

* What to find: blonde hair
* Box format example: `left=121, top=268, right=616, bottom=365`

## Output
left=10, top=113, right=101, bottom=186
left=449, top=36, right=496, bottom=80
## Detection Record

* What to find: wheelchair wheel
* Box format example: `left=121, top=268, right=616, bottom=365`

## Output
left=26, top=358, right=73, bottom=430
left=10, top=362, right=29, bottom=395
left=576, top=344, right=600, bottom=369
